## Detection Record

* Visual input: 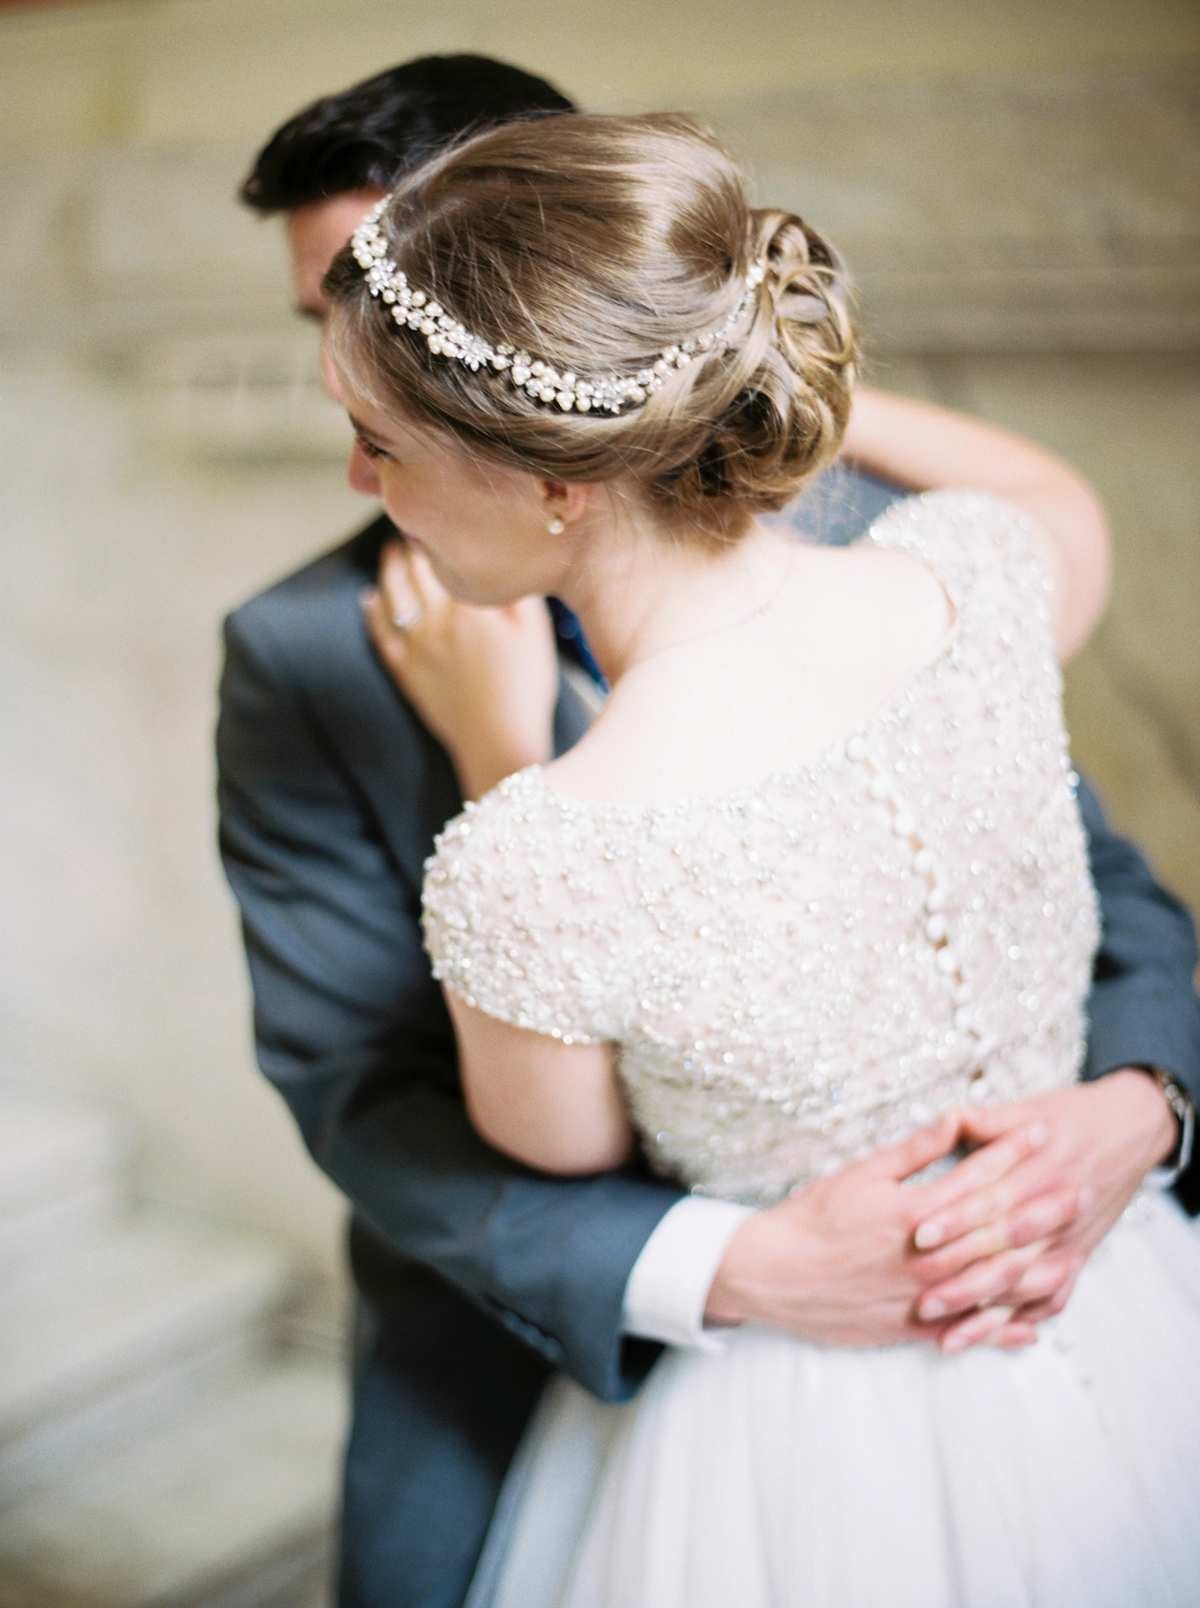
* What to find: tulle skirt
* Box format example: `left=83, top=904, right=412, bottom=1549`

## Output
left=467, top=1193, right=1200, bottom=1608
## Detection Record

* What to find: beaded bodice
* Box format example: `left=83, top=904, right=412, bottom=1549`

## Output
left=423, top=492, right=1099, bottom=1206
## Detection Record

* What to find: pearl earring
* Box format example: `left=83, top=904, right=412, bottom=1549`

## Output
left=547, top=516, right=565, bottom=535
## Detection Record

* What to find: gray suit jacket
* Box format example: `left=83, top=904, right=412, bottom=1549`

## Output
left=217, top=471, right=1200, bottom=1608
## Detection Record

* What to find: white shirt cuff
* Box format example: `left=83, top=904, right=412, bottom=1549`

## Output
left=621, top=1196, right=756, bottom=1352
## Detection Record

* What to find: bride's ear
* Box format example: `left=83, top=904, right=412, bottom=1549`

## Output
left=538, top=479, right=592, bottom=532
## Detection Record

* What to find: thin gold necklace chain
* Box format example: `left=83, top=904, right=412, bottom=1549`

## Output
left=623, top=539, right=798, bottom=676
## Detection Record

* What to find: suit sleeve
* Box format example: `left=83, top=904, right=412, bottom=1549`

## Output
left=1077, top=776, right=1200, bottom=1206
left=783, top=462, right=902, bottom=546
left=217, top=607, right=680, bottom=1402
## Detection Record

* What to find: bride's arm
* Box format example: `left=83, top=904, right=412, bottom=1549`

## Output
left=444, top=991, right=634, bottom=1175
left=842, top=387, right=1110, bottom=660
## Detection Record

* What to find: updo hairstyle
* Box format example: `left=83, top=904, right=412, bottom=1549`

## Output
left=324, top=112, right=858, bottom=546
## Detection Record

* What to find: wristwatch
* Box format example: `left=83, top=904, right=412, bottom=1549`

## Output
left=1143, top=1068, right=1196, bottom=1191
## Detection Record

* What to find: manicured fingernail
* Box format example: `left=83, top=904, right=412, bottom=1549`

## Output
left=914, top=1221, right=944, bottom=1249
left=919, top=1297, right=947, bottom=1321
left=1028, top=1122, right=1049, bottom=1148
left=941, top=1331, right=967, bottom=1354
left=1077, top=1185, right=1095, bottom=1211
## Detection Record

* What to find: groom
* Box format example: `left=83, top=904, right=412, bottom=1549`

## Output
left=221, top=54, right=1200, bottom=1608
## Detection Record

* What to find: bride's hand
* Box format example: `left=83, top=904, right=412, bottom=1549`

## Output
left=909, top=1071, right=1179, bottom=1350
left=362, top=539, right=559, bottom=801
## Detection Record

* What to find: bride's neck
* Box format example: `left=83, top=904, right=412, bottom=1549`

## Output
left=557, top=510, right=787, bottom=685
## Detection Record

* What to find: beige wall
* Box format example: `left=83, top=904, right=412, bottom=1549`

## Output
left=1, top=0, right=1198, bottom=156
left=0, top=367, right=361, bottom=1292
left=1, top=1, right=1196, bottom=1303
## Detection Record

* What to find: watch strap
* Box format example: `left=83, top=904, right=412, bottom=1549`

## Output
left=1145, top=1068, right=1196, bottom=1190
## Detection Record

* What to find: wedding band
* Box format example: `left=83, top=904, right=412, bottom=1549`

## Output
left=391, top=606, right=423, bottom=632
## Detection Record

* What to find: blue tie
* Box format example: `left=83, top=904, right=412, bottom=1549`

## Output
left=547, top=597, right=608, bottom=692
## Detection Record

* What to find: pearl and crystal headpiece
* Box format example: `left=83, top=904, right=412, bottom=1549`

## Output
left=349, top=196, right=766, bottom=415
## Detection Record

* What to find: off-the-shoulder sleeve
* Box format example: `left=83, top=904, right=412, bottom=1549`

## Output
left=422, top=768, right=622, bottom=1045
left=868, top=489, right=1056, bottom=648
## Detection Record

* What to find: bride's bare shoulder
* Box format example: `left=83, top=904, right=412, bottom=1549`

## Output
left=542, top=539, right=956, bottom=807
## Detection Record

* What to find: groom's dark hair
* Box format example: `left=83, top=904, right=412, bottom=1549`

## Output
left=240, top=54, right=576, bottom=214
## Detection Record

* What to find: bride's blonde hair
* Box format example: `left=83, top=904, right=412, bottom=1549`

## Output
left=324, top=112, right=857, bottom=545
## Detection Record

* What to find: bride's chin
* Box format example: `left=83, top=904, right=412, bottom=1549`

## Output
left=430, top=561, right=522, bottom=609
left=407, top=538, right=531, bottom=607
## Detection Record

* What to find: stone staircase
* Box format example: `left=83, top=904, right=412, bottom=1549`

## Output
left=0, top=1083, right=348, bottom=1608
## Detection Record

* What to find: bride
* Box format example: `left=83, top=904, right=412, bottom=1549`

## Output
left=321, top=112, right=1200, bottom=1606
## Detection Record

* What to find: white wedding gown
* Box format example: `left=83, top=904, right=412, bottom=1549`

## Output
left=423, top=492, right=1200, bottom=1607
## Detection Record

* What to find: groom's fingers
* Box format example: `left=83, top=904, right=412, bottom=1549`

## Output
left=907, top=1122, right=1052, bottom=1246
left=954, top=1101, right=1036, bottom=1146
left=1006, top=1248, right=1081, bottom=1311
left=916, top=1240, right=1048, bottom=1323
left=1007, top=1258, right=1082, bottom=1324
left=986, top=1321, right=1040, bottom=1349
left=933, top=1252, right=1081, bottom=1352
left=925, top=1244, right=1078, bottom=1327
left=938, top=1303, right=1018, bottom=1354
left=914, top=1184, right=1082, bottom=1282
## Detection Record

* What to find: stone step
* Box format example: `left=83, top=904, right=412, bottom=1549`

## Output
left=0, top=1083, right=129, bottom=1268
left=0, top=1361, right=347, bottom=1608
left=0, top=1175, right=128, bottom=1275
left=3, top=1324, right=274, bottom=1509
left=0, top=1207, right=297, bottom=1501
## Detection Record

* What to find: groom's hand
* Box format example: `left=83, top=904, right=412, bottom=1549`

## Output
left=909, top=1070, right=1178, bottom=1350
left=703, top=1112, right=1073, bottom=1348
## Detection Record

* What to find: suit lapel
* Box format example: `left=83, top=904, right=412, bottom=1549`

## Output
left=270, top=516, right=592, bottom=894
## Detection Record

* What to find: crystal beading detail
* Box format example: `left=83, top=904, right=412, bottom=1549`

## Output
left=422, top=492, right=1100, bottom=1206
left=349, top=196, right=767, bottom=415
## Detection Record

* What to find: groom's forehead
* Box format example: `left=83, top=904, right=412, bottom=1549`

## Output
left=286, top=190, right=387, bottom=317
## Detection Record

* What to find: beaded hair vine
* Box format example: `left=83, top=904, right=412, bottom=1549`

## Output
left=349, top=196, right=766, bottom=416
